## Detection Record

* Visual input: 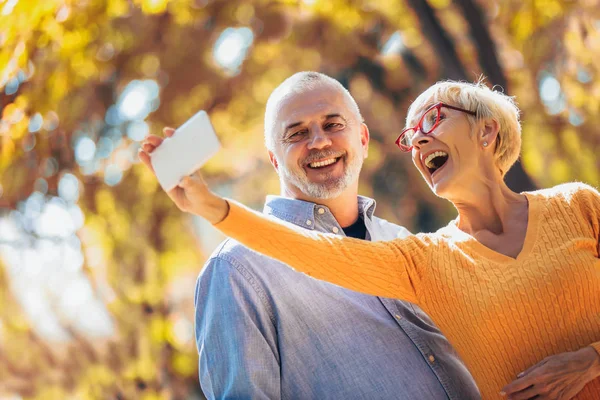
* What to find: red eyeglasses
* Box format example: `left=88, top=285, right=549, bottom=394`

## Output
left=395, top=102, right=477, bottom=152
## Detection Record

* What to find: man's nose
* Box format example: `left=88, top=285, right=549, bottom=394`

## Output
left=410, top=129, right=432, bottom=150
left=307, top=126, right=332, bottom=150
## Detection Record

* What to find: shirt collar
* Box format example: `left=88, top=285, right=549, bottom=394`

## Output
left=263, top=195, right=377, bottom=230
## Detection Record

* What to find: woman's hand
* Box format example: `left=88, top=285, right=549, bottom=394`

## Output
left=501, top=346, right=600, bottom=400
left=137, top=127, right=229, bottom=224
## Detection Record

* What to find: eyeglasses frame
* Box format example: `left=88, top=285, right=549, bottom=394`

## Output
left=395, top=102, right=477, bottom=152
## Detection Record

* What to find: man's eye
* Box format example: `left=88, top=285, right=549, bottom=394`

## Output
left=288, top=130, right=306, bottom=140
left=325, top=123, right=343, bottom=129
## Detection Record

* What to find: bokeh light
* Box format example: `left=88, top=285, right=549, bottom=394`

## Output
left=381, top=32, right=405, bottom=56
left=58, top=173, right=80, bottom=203
left=538, top=72, right=566, bottom=115
left=75, top=137, right=96, bottom=163
left=213, top=27, right=254, bottom=74
left=117, top=79, right=160, bottom=121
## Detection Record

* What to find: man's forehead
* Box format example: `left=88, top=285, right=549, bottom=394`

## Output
left=276, top=89, right=349, bottom=127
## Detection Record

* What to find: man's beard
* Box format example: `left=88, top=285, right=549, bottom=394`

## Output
left=279, top=150, right=363, bottom=200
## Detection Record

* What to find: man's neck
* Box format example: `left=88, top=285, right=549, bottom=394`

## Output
left=282, top=188, right=360, bottom=228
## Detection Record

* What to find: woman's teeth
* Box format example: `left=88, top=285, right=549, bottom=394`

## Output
left=425, top=151, right=448, bottom=168
left=309, top=158, right=337, bottom=168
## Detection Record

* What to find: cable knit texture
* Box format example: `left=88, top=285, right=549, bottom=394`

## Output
left=215, top=182, right=600, bottom=399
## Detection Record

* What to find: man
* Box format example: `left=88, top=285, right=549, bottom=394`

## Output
left=193, top=72, right=480, bottom=399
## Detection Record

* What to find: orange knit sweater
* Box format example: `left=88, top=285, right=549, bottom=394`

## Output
left=214, top=182, right=600, bottom=399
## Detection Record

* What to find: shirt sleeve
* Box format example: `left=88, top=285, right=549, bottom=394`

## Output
left=195, top=256, right=281, bottom=400
left=214, top=200, right=435, bottom=304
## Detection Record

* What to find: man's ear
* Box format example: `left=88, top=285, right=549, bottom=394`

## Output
left=268, top=150, right=279, bottom=172
left=360, top=123, right=370, bottom=159
left=480, top=118, right=500, bottom=150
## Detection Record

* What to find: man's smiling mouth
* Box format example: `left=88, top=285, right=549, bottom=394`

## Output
left=308, top=157, right=342, bottom=169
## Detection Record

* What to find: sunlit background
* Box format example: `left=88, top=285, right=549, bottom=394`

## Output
left=1, top=0, right=599, bottom=399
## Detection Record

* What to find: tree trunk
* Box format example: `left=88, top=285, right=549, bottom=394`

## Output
left=454, top=0, right=536, bottom=191
left=405, top=0, right=468, bottom=81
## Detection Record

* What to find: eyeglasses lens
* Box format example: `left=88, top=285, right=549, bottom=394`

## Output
left=421, top=107, right=439, bottom=133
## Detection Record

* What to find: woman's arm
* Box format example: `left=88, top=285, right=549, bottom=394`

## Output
left=138, top=135, right=433, bottom=303
left=214, top=200, right=433, bottom=303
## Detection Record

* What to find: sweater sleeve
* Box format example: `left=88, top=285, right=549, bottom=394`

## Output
left=572, top=185, right=600, bottom=357
left=213, top=200, right=434, bottom=304
left=590, top=341, right=600, bottom=357
left=573, top=183, right=600, bottom=254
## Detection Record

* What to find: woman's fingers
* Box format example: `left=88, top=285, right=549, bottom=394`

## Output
left=144, top=134, right=165, bottom=147
left=141, top=142, right=154, bottom=152
left=138, top=128, right=174, bottom=173
left=142, top=128, right=175, bottom=151
left=137, top=149, right=154, bottom=174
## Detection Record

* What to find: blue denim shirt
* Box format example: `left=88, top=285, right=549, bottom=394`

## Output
left=195, top=196, right=480, bottom=400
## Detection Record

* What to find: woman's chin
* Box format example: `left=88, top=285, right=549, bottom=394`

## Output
left=428, top=166, right=454, bottom=197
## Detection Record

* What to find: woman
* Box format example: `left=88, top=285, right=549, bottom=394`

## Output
left=140, top=80, right=600, bottom=399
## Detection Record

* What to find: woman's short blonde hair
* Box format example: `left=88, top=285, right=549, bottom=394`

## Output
left=406, top=79, right=522, bottom=176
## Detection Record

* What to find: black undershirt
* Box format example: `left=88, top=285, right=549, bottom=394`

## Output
left=341, top=216, right=367, bottom=240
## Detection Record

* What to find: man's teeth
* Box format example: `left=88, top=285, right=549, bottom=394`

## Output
left=424, top=151, right=448, bottom=168
left=309, top=158, right=337, bottom=168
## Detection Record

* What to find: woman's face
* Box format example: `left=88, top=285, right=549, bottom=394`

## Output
left=409, top=104, right=484, bottom=199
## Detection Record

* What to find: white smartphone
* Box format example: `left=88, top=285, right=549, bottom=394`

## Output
left=150, top=110, right=221, bottom=191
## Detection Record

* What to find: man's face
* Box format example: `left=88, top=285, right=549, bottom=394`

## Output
left=268, top=85, right=369, bottom=200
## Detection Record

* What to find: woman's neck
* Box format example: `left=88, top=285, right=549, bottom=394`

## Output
left=451, top=180, right=527, bottom=236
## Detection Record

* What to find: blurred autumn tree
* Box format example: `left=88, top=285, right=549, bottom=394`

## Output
left=1, top=0, right=599, bottom=399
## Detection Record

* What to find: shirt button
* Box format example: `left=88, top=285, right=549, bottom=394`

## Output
left=318, top=208, right=325, bottom=215
left=395, top=314, right=402, bottom=320
left=428, top=355, right=435, bottom=363
left=306, top=220, right=312, bottom=226
left=332, top=227, right=339, bottom=234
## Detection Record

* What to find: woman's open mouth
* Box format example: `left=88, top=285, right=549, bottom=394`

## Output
left=423, top=151, right=449, bottom=177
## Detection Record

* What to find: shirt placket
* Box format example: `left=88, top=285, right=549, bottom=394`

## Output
left=381, top=299, right=459, bottom=399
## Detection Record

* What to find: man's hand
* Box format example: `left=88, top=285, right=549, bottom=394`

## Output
left=501, top=346, right=600, bottom=400
left=138, top=127, right=229, bottom=224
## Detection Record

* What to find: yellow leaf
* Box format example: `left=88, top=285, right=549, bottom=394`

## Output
left=140, top=0, right=168, bottom=14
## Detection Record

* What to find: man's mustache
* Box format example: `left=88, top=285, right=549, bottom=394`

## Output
left=302, top=150, right=346, bottom=165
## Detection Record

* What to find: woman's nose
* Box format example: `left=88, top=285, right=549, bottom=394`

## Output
left=411, top=130, right=432, bottom=150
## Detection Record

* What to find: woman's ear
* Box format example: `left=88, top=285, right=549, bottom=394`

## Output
left=480, top=119, right=500, bottom=150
